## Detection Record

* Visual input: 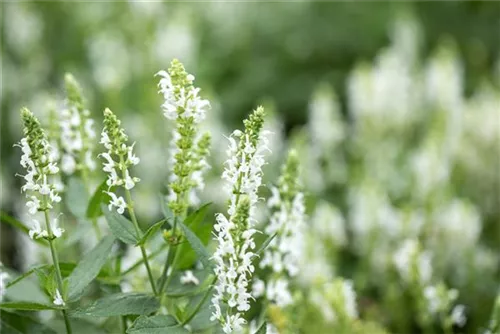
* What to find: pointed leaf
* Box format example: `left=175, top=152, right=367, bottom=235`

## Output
left=70, top=293, right=159, bottom=317
left=160, top=195, right=175, bottom=223
left=0, top=302, right=64, bottom=311
left=0, top=212, right=48, bottom=247
left=66, top=177, right=89, bottom=219
left=86, top=180, right=111, bottom=219
left=102, top=204, right=140, bottom=244
left=67, top=235, right=115, bottom=301
left=127, top=315, right=189, bottom=334
left=254, top=232, right=277, bottom=258
left=178, top=221, right=213, bottom=270
left=178, top=204, right=212, bottom=269
left=0, top=310, right=57, bottom=334
left=136, top=219, right=166, bottom=246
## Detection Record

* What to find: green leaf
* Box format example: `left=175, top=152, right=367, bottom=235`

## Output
left=0, top=212, right=48, bottom=247
left=127, top=315, right=189, bottom=334
left=178, top=220, right=214, bottom=270
left=66, top=177, right=89, bottom=219
left=6, top=265, right=49, bottom=289
left=136, top=219, right=166, bottom=246
left=102, top=204, right=140, bottom=244
left=70, top=293, right=160, bottom=317
left=0, top=310, right=57, bottom=334
left=183, top=203, right=211, bottom=227
left=0, top=302, right=64, bottom=311
left=254, top=232, right=278, bottom=258
left=86, top=180, right=111, bottom=219
left=177, top=203, right=213, bottom=269
left=254, top=322, right=267, bottom=334
left=67, top=235, right=115, bottom=301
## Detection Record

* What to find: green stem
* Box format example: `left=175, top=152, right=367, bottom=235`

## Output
left=43, top=207, right=72, bottom=334
left=124, top=188, right=157, bottom=295
left=181, top=276, right=217, bottom=326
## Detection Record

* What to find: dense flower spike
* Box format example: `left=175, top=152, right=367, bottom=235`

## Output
left=257, top=150, right=306, bottom=307
left=211, top=106, right=270, bottom=333
left=60, top=73, right=97, bottom=175
left=99, top=108, right=140, bottom=213
left=156, top=59, right=211, bottom=216
left=16, top=108, right=63, bottom=239
left=393, top=239, right=432, bottom=285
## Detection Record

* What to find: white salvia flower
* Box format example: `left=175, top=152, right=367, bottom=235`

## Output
left=17, top=108, right=62, bottom=239
left=451, top=304, right=466, bottom=327
left=29, top=219, right=47, bottom=239
left=341, top=280, right=358, bottom=319
left=258, top=150, right=305, bottom=307
left=100, top=108, right=141, bottom=214
left=157, top=59, right=211, bottom=216
left=51, top=218, right=65, bottom=238
left=0, top=263, right=9, bottom=302
left=180, top=270, right=199, bottom=285
left=393, top=239, right=432, bottom=284
left=106, top=191, right=127, bottom=215
left=313, top=278, right=358, bottom=323
left=60, top=74, right=97, bottom=175
left=53, top=289, right=65, bottom=306
left=211, top=107, right=269, bottom=333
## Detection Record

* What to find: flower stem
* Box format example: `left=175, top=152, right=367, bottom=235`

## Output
left=43, top=206, right=72, bottom=334
left=124, top=188, right=158, bottom=295
left=181, top=276, right=217, bottom=326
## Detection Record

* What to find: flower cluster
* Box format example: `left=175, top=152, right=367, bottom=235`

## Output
left=16, top=108, right=63, bottom=239
left=156, top=59, right=211, bottom=216
left=99, top=108, right=140, bottom=214
left=211, top=107, right=269, bottom=333
left=256, top=150, right=306, bottom=307
left=59, top=73, right=97, bottom=175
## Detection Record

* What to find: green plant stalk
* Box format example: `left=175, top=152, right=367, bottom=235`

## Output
left=42, top=199, right=72, bottom=334
left=181, top=276, right=217, bottom=326
left=123, top=187, right=158, bottom=295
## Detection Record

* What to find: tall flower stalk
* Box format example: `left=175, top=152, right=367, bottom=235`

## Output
left=211, top=106, right=270, bottom=333
left=254, top=150, right=306, bottom=311
left=61, top=74, right=100, bottom=238
left=99, top=108, right=157, bottom=294
left=156, top=59, right=211, bottom=217
left=156, top=59, right=211, bottom=296
left=17, top=108, right=72, bottom=334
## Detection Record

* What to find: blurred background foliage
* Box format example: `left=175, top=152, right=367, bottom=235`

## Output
left=1, top=1, right=500, bottom=333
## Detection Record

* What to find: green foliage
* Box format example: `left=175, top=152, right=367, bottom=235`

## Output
left=67, top=235, right=115, bottom=301
left=102, top=204, right=141, bottom=244
left=65, top=177, right=90, bottom=219
left=0, top=311, right=57, bottom=334
left=127, top=315, right=188, bottom=334
left=0, top=301, right=65, bottom=311
left=70, top=293, right=160, bottom=317
left=86, top=180, right=111, bottom=219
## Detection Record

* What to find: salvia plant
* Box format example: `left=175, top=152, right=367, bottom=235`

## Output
left=1, top=45, right=500, bottom=334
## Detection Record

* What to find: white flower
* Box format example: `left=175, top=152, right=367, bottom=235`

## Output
left=61, top=154, right=76, bottom=174
left=29, top=220, right=48, bottom=239
left=106, top=192, right=127, bottom=215
left=51, top=218, right=65, bottom=238
left=26, top=196, right=40, bottom=215
left=211, top=108, right=269, bottom=331
left=53, top=289, right=65, bottom=306
left=451, top=304, right=466, bottom=327
left=180, top=270, right=199, bottom=285
left=342, top=280, right=358, bottom=319
left=393, top=239, right=432, bottom=284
